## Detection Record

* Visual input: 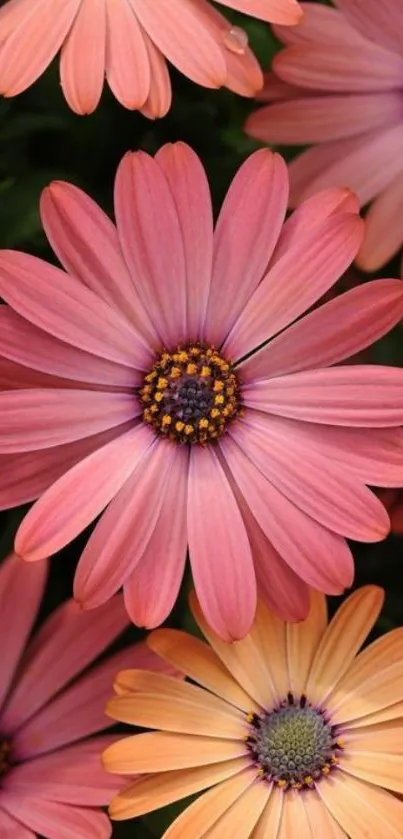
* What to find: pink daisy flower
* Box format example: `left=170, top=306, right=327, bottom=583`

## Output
left=1, top=143, right=403, bottom=642
left=0, top=0, right=301, bottom=116
left=0, top=551, right=173, bottom=839
left=245, top=0, right=403, bottom=271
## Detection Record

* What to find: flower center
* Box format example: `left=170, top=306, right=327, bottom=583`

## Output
left=246, top=694, right=342, bottom=790
left=0, top=739, right=11, bottom=779
left=140, top=343, right=241, bottom=444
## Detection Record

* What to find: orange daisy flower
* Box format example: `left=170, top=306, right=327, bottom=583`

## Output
left=103, top=586, right=403, bottom=838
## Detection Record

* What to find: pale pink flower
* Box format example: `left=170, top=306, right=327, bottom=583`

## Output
left=0, top=551, right=172, bottom=839
left=1, top=144, right=403, bottom=641
left=245, top=0, right=403, bottom=271
left=0, top=0, right=302, bottom=116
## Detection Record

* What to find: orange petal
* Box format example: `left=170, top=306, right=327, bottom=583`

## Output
left=108, top=757, right=248, bottom=820
left=148, top=629, right=255, bottom=712
left=190, top=592, right=282, bottom=709
left=317, top=771, right=403, bottom=839
left=286, top=588, right=327, bottom=697
left=328, top=627, right=403, bottom=723
left=203, top=777, right=269, bottom=839
left=306, top=586, right=384, bottom=705
left=341, top=750, right=403, bottom=795
left=107, top=671, right=245, bottom=739
left=105, top=0, right=150, bottom=110
left=302, top=788, right=348, bottom=838
left=343, top=700, right=403, bottom=729
left=103, top=731, right=247, bottom=774
left=164, top=768, right=262, bottom=839
left=251, top=785, right=283, bottom=839
left=277, top=790, right=313, bottom=839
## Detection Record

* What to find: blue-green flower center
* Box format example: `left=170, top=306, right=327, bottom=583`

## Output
left=246, top=695, right=341, bottom=790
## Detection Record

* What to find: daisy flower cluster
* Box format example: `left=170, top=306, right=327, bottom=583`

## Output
left=0, top=0, right=402, bottom=837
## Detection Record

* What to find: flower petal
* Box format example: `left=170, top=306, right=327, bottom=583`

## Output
left=103, top=730, right=246, bottom=774
left=286, top=590, right=328, bottom=697
left=185, top=774, right=268, bottom=839
left=60, top=0, right=106, bottom=114
left=0, top=796, right=111, bottom=839
left=306, top=586, right=384, bottom=705
left=105, top=0, right=150, bottom=110
left=224, top=212, right=363, bottom=360
left=187, top=445, right=256, bottom=642
left=218, top=0, right=302, bottom=25
left=274, top=43, right=403, bottom=92
left=334, top=0, right=403, bottom=57
left=357, top=174, right=403, bottom=271
left=317, top=772, right=403, bottom=839
left=206, top=150, right=288, bottom=345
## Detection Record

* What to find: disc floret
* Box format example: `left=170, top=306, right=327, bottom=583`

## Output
left=140, top=343, right=241, bottom=444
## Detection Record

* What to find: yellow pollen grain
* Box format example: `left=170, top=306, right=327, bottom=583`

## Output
left=144, top=371, right=157, bottom=383
left=157, top=377, right=168, bottom=390
left=169, top=367, right=181, bottom=379
left=186, top=363, right=198, bottom=375
left=214, top=394, right=225, bottom=405
left=321, top=766, right=330, bottom=776
left=277, top=780, right=287, bottom=789
left=304, top=776, right=314, bottom=785
left=150, top=404, right=158, bottom=414
left=175, top=421, right=185, bottom=432
left=190, top=346, right=201, bottom=357
left=210, top=408, right=220, bottom=419
left=154, top=392, right=164, bottom=402
left=162, top=415, right=172, bottom=427
left=184, top=424, right=194, bottom=436
left=174, top=351, right=188, bottom=363
left=199, top=418, right=209, bottom=429
left=246, top=712, right=255, bottom=723
left=213, top=380, right=224, bottom=392
left=201, top=366, right=211, bottom=377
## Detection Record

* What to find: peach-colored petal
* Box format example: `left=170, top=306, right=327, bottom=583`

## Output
left=132, top=0, right=227, bottom=88
left=148, top=629, right=256, bottom=712
left=103, top=730, right=247, bottom=774
left=218, top=0, right=302, bottom=25
left=302, top=788, right=348, bottom=839
left=306, top=586, right=384, bottom=705
left=198, top=776, right=268, bottom=839
left=190, top=592, right=280, bottom=710
left=328, top=627, right=403, bottom=723
left=60, top=0, right=106, bottom=114
left=107, top=670, right=245, bottom=738
left=317, top=771, right=403, bottom=839
left=251, top=785, right=283, bottom=838
left=105, top=0, right=150, bottom=110
left=0, top=0, right=80, bottom=97
left=277, top=790, right=313, bottom=839
left=188, top=446, right=256, bottom=642
left=286, top=589, right=327, bottom=697
left=108, top=758, right=248, bottom=820
left=341, top=746, right=403, bottom=795
left=138, top=28, right=171, bottom=118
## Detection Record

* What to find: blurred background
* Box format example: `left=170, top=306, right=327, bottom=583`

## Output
left=0, top=4, right=402, bottom=837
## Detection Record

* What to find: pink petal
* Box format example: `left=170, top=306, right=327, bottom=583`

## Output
left=357, top=174, right=403, bottom=271
left=274, top=43, right=403, bottom=92
left=4, top=736, right=123, bottom=805
left=0, top=389, right=138, bottom=453
left=218, top=0, right=302, bottom=24
left=60, top=0, right=106, bottom=114
left=244, top=365, right=403, bottom=427
left=40, top=181, right=158, bottom=345
left=224, top=211, right=363, bottom=360
left=12, top=646, right=143, bottom=758
left=123, top=446, right=188, bottom=628
left=221, top=433, right=354, bottom=593
left=0, top=423, right=133, bottom=511
left=334, top=0, right=403, bottom=57
left=246, top=92, right=403, bottom=145
left=229, top=414, right=389, bottom=542
left=0, top=0, right=80, bottom=97
left=114, top=150, right=187, bottom=346
left=15, top=425, right=151, bottom=561
left=0, top=356, right=73, bottom=391
left=240, top=279, right=403, bottom=380
left=273, top=2, right=369, bottom=47
left=105, top=0, right=150, bottom=110
left=155, top=142, right=213, bottom=341
left=1, top=594, right=129, bottom=733
left=234, top=485, right=310, bottom=621
left=187, top=445, right=257, bottom=642
left=137, top=29, right=172, bottom=118
left=74, top=438, right=176, bottom=609
left=0, top=553, right=47, bottom=711
left=132, top=0, right=227, bottom=88
left=0, top=806, right=35, bottom=839
left=0, top=251, right=152, bottom=370
left=0, top=795, right=111, bottom=839
left=289, top=126, right=403, bottom=207
left=205, top=150, right=289, bottom=345
left=273, top=186, right=359, bottom=259
left=0, top=306, right=136, bottom=388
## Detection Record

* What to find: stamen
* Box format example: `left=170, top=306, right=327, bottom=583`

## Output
left=246, top=694, right=342, bottom=791
left=139, top=343, right=241, bottom=444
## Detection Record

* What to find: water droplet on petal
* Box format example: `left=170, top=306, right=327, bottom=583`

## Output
left=223, top=26, right=249, bottom=56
